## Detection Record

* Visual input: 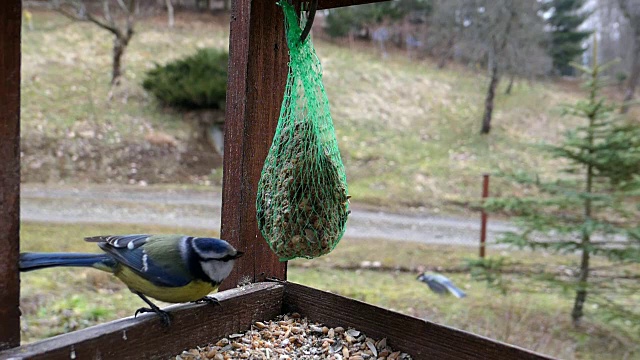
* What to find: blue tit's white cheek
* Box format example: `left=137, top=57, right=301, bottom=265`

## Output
left=200, top=260, right=235, bottom=284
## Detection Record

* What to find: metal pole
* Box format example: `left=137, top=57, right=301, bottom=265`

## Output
left=480, top=174, right=489, bottom=259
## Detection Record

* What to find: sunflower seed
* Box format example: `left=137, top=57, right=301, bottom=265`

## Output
left=172, top=314, right=412, bottom=360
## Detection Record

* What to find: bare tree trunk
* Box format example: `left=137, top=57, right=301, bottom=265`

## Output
left=111, top=28, right=133, bottom=85
left=480, top=7, right=515, bottom=134
left=505, top=74, right=515, bottom=95
left=481, top=62, right=500, bottom=134
left=112, top=39, right=125, bottom=85
left=437, top=37, right=454, bottom=69
left=54, top=0, right=137, bottom=87
left=166, top=0, right=174, bottom=28
left=572, top=85, right=596, bottom=324
left=571, top=242, right=590, bottom=324
left=572, top=163, right=593, bottom=325
left=617, top=0, right=639, bottom=113
left=621, top=32, right=639, bottom=113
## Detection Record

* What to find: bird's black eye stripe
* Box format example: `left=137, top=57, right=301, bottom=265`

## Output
left=202, top=253, right=243, bottom=262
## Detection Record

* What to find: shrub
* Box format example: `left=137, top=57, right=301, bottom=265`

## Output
left=615, top=71, right=628, bottom=88
left=142, top=48, right=228, bottom=110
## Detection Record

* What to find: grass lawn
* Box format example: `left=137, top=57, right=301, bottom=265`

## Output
left=18, top=222, right=639, bottom=359
left=21, top=10, right=586, bottom=214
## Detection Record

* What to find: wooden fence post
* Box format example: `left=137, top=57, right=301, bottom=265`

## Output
left=480, top=174, right=490, bottom=258
left=0, top=0, right=22, bottom=350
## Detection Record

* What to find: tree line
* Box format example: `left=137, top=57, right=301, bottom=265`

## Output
left=324, top=0, right=639, bottom=132
left=34, top=1, right=639, bottom=131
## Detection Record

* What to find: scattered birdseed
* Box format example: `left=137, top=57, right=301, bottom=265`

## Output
left=173, top=313, right=412, bottom=360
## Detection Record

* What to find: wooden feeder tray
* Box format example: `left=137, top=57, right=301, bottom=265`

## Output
left=1, top=282, right=551, bottom=359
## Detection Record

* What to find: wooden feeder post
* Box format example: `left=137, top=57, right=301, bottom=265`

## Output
left=220, top=0, right=290, bottom=288
left=0, top=0, right=22, bottom=350
left=220, top=0, right=389, bottom=289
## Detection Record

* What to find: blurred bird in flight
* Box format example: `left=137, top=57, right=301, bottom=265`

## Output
left=417, top=273, right=467, bottom=298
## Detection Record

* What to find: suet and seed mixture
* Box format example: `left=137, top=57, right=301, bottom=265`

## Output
left=174, top=313, right=412, bottom=360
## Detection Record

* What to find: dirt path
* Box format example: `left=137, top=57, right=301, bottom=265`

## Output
left=21, top=184, right=515, bottom=246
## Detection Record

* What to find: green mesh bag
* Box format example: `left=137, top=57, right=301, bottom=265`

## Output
left=256, top=1, right=349, bottom=261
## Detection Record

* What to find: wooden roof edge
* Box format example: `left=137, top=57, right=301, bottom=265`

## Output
left=318, top=0, right=390, bottom=10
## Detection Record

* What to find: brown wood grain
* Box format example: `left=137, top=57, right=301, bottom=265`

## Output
left=220, top=0, right=289, bottom=289
left=0, top=283, right=284, bottom=360
left=283, top=282, right=556, bottom=360
left=0, top=0, right=22, bottom=351
left=2, top=282, right=558, bottom=359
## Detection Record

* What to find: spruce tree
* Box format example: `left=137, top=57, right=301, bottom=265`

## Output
left=485, top=42, right=640, bottom=325
left=544, top=0, right=592, bottom=75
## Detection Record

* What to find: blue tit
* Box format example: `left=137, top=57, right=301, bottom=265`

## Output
left=417, top=273, right=466, bottom=298
left=20, top=234, right=243, bottom=325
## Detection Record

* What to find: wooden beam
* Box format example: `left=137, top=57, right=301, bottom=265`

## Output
left=221, top=0, right=289, bottom=289
left=0, top=0, right=22, bottom=351
left=1, top=281, right=559, bottom=359
left=0, top=283, right=285, bottom=359
left=283, top=282, right=555, bottom=360
left=318, top=0, right=389, bottom=9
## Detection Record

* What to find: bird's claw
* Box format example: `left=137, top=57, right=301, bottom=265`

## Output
left=134, top=307, right=171, bottom=326
left=193, top=296, right=221, bottom=307
left=134, top=306, right=152, bottom=317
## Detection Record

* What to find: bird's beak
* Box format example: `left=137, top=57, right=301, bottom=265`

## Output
left=233, top=251, right=244, bottom=259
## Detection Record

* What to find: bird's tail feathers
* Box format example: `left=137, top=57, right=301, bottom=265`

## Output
left=19, top=252, right=115, bottom=272
left=448, top=286, right=467, bottom=299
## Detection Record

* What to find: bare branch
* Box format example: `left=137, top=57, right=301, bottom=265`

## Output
left=103, top=0, right=113, bottom=25
left=52, top=0, right=121, bottom=36
left=115, top=0, right=130, bottom=14
left=165, top=0, right=174, bottom=28
left=124, top=0, right=137, bottom=38
left=55, top=5, right=83, bottom=22
left=116, top=0, right=136, bottom=16
left=85, top=11, right=121, bottom=36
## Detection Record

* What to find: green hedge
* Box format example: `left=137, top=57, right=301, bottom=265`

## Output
left=143, top=48, right=228, bottom=110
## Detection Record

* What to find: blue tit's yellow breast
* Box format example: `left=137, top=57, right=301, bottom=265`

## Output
left=115, top=267, right=217, bottom=303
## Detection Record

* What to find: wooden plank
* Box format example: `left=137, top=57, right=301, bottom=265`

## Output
left=0, top=283, right=284, bottom=360
left=0, top=0, right=22, bottom=351
left=220, top=0, right=289, bottom=289
left=318, top=0, right=389, bottom=9
left=283, top=282, right=556, bottom=360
